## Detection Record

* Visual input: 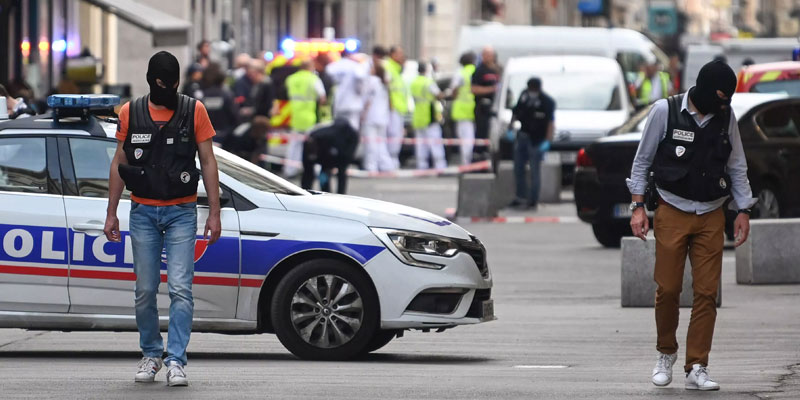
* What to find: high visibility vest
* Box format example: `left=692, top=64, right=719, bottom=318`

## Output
left=286, top=70, right=319, bottom=132
left=638, top=71, right=670, bottom=105
left=451, top=64, right=476, bottom=121
left=411, top=75, right=436, bottom=129
left=386, top=58, right=408, bottom=115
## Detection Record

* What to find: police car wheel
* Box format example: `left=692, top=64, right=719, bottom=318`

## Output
left=271, top=259, right=379, bottom=360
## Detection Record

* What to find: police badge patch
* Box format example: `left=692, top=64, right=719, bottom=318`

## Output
left=131, top=133, right=152, bottom=144
left=180, top=171, right=191, bottom=184
left=134, top=148, right=143, bottom=159
left=672, top=129, right=695, bottom=142
left=719, top=178, right=727, bottom=189
left=675, top=146, right=686, bottom=157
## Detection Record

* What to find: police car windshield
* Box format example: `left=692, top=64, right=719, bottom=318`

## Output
left=507, top=71, right=622, bottom=111
left=215, top=150, right=307, bottom=195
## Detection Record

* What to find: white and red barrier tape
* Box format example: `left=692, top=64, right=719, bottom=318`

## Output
left=259, top=154, right=491, bottom=178
left=267, top=133, right=491, bottom=146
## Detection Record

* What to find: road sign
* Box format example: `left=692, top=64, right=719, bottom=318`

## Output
left=578, top=0, right=604, bottom=16
left=648, top=3, right=678, bottom=36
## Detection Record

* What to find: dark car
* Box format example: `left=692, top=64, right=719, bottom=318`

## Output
left=574, top=93, right=800, bottom=247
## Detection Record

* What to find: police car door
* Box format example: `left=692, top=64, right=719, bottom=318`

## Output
left=61, top=137, right=240, bottom=318
left=0, top=136, right=70, bottom=312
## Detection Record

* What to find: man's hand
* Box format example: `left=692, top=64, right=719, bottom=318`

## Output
left=734, top=212, right=750, bottom=247
left=104, top=214, right=121, bottom=242
left=630, top=208, right=649, bottom=240
left=204, top=213, right=221, bottom=245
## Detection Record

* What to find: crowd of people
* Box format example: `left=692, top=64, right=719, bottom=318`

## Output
left=177, top=41, right=508, bottom=194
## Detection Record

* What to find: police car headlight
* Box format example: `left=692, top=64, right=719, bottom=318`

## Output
left=370, top=228, right=459, bottom=269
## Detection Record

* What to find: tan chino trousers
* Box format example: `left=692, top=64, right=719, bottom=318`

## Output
left=653, top=201, right=725, bottom=372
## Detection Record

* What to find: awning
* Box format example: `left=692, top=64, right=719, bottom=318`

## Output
left=81, top=0, right=192, bottom=47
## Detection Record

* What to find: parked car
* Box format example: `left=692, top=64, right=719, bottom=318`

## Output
left=573, top=93, right=800, bottom=247
left=491, top=55, right=634, bottom=182
left=0, top=95, right=495, bottom=360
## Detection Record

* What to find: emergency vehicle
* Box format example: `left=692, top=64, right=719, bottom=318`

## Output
left=0, top=95, right=494, bottom=360
left=736, top=61, right=800, bottom=95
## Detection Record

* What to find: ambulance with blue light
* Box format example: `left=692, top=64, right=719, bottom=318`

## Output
left=0, top=95, right=494, bottom=360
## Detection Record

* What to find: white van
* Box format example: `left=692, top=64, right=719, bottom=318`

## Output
left=492, top=56, right=633, bottom=176
left=457, top=23, right=668, bottom=80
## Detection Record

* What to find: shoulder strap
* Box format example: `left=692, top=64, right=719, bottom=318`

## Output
left=130, top=95, right=150, bottom=133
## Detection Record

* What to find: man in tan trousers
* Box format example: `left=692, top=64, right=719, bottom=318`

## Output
left=627, top=60, right=757, bottom=391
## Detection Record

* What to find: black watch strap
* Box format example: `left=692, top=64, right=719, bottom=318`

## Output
left=738, top=208, right=752, bottom=215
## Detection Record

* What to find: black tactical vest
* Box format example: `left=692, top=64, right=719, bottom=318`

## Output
left=118, top=94, right=200, bottom=200
left=653, top=94, right=732, bottom=202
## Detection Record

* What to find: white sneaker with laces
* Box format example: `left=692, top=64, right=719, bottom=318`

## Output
left=166, top=361, right=189, bottom=387
left=134, top=357, right=162, bottom=382
left=685, top=364, right=720, bottom=391
left=652, top=352, right=678, bottom=386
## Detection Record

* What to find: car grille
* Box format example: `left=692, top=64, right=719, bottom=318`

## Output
left=460, top=237, right=489, bottom=278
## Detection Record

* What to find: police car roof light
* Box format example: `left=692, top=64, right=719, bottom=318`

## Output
left=47, top=94, right=120, bottom=123
left=47, top=94, right=120, bottom=109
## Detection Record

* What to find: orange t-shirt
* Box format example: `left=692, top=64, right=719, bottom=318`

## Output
left=116, top=100, right=216, bottom=206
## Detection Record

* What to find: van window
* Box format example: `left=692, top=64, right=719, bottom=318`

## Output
left=617, top=52, right=646, bottom=83
left=506, top=71, right=623, bottom=111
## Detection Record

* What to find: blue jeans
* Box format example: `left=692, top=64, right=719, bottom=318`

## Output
left=513, top=132, right=543, bottom=205
left=129, top=201, right=197, bottom=366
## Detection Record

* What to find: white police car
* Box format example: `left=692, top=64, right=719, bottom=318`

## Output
left=0, top=95, right=493, bottom=360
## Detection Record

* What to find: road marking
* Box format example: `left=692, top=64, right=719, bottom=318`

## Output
left=513, top=365, right=570, bottom=369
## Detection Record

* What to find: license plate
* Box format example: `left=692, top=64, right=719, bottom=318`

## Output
left=480, top=299, right=495, bottom=321
left=560, top=151, right=577, bottom=163
left=613, top=203, right=633, bottom=218
left=613, top=203, right=654, bottom=218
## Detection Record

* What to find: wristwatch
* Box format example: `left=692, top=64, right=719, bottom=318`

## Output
left=738, top=208, right=752, bottom=215
left=629, top=202, right=646, bottom=212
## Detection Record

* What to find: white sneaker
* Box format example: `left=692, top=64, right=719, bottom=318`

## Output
left=166, top=361, right=189, bottom=387
left=652, top=352, right=678, bottom=386
left=134, top=357, right=162, bottom=382
left=685, top=364, right=720, bottom=391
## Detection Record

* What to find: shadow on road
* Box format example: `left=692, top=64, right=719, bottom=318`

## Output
left=0, top=350, right=493, bottom=364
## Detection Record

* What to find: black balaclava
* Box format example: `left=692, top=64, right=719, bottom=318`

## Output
left=146, top=51, right=180, bottom=109
left=689, top=60, right=737, bottom=115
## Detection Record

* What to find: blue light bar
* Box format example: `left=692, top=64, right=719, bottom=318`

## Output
left=47, top=94, right=120, bottom=109
left=344, top=38, right=360, bottom=52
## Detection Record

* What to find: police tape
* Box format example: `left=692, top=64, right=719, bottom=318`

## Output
left=266, top=133, right=491, bottom=146
left=259, top=154, right=492, bottom=178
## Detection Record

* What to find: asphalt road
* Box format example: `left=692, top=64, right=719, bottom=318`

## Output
left=1, top=176, right=798, bottom=399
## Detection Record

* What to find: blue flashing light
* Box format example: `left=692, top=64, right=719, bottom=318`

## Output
left=280, top=38, right=296, bottom=53
left=284, top=50, right=294, bottom=59
left=47, top=94, right=120, bottom=109
left=52, top=39, right=67, bottom=52
left=344, top=38, right=360, bottom=52
left=264, top=51, right=274, bottom=62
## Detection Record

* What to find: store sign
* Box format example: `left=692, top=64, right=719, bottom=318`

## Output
left=648, top=2, right=678, bottom=36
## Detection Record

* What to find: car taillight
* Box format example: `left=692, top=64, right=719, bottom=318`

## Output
left=576, top=148, right=593, bottom=167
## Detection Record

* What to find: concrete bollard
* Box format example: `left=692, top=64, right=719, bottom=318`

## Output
left=456, top=173, right=498, bottom=218
left=621, top=237, right=721, bottom=307
left=491, top=161, right=515, bottom=211
left=736, top=219, right=800, bottom=284
left=539, top=152, right=562, bottom=204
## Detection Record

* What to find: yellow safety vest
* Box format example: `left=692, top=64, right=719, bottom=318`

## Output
left=386, top=58, right=408, bottom=115
left=286, top=70, right=319, bottom=132
left=451, top=64, right=476, bottom=121
left=411, top=75, right=437, bottom=129
left=638, top=71, right=670, bottom=105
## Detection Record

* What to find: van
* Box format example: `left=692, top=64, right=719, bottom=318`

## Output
left=457, top=23, right=668, bottom=81
left=491, top=56, right=633, bottom=182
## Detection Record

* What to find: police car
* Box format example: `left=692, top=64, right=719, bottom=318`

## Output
left=0, top=95, right=493, bottom=360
